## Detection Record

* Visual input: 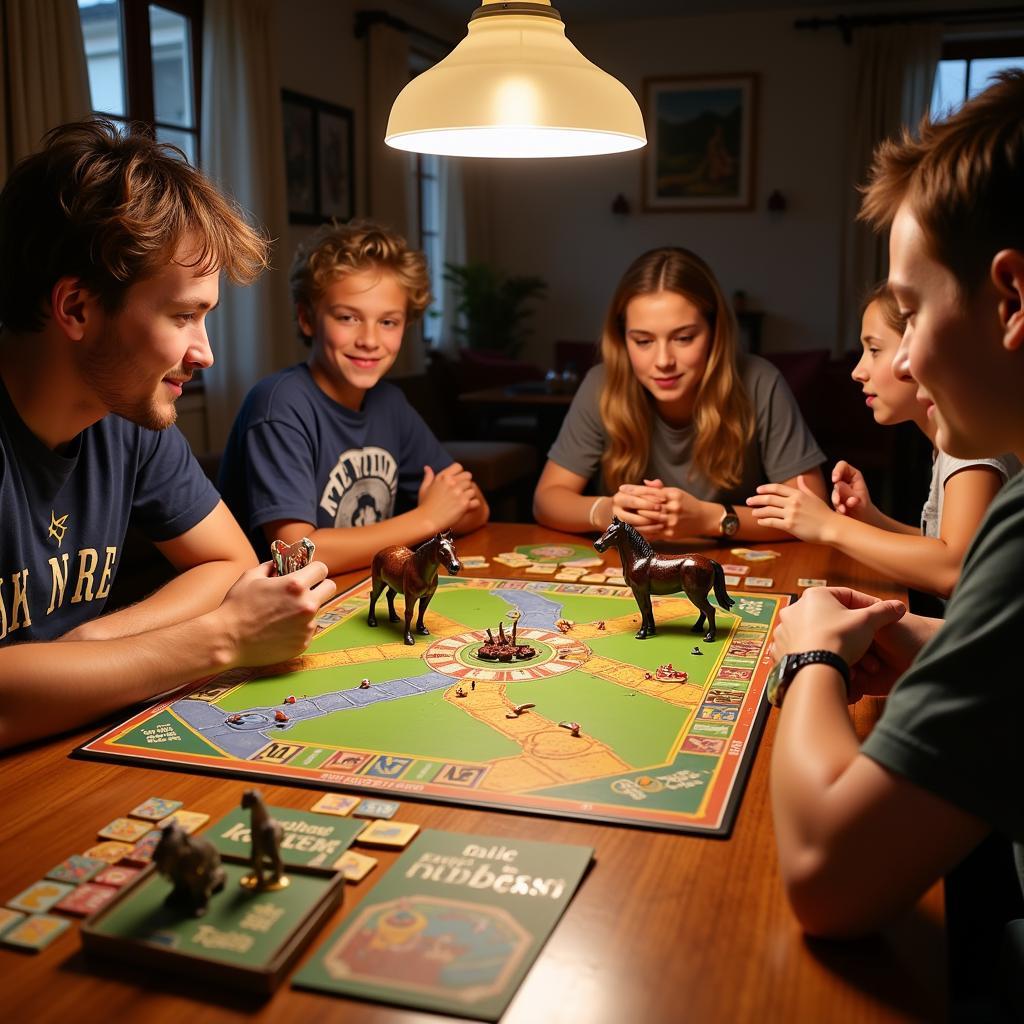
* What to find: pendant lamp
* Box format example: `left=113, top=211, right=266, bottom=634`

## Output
left=385, top=0, right=646, bottom=159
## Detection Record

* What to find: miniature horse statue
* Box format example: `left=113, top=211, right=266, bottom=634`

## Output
left=594, top=517, right=734, bottom=642
left=241, top=789, right=285, bottom=890
left=153, top=822, right=226, bottom=917
left=368, top=530, right=461, bottom=645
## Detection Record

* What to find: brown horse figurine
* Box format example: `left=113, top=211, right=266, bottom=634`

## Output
left=594, top=517, right=734, bottom=641
left=368, top=530, right=461, bottom=644
left=240, top=789, right=285, bottom=890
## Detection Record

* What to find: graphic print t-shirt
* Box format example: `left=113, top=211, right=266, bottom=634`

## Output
left=0, top=379, right=220, bottom=643
left=219, top=364, right=452, bottom=559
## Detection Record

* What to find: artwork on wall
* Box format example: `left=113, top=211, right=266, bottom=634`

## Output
left=642, top=74, right=757, bottom=212
left=282, top=89, right=355, bottom=224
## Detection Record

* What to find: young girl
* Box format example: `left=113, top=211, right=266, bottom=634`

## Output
left=533, top=247, right=827, bottom=540
left=220, top=220, right=488, bottom=573
left=747, top=283, right=1019, bottom=597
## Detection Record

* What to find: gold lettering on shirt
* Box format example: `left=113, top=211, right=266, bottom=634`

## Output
left=0, top=577, right=8, bottom=640
left=48, top=511, right=69, bottom=547
left=9, top=569, right=31, bottom=631
left=95, top=546, right=117, bottom=600
left=47, top=553, right=70, bottom=615
left=70, top=548, right=99, bottom=604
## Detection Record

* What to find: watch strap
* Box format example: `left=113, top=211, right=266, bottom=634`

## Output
left=767, top=650, right=850, bottom=708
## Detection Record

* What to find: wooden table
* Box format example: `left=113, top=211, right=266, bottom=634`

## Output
left=0, top=525, right=946, bottom=1022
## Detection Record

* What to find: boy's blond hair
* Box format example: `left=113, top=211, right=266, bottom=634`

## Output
left=289, top=220, right=431, bottom=344
left=859, top=70, right=1024, bottom=295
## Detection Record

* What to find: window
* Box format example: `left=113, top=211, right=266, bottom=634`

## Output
left=78, top=0, right=202, bottom=162
left=930, top=38, right=1024, bottom=121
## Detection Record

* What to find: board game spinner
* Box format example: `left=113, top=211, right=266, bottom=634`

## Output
left=77, top=577, right=789, bottom=836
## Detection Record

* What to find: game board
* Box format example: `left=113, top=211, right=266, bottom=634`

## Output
left=76, top=577, right=789, bottom=836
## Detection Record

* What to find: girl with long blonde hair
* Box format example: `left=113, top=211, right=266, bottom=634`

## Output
left=534, top=247, right=826, bottom=540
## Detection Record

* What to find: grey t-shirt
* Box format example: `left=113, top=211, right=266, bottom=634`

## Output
left=920, top=449, right=1020, bottom=538
left=862, top=468, right=1024, bottom=880
left=547, top=356, right=825, bottom=502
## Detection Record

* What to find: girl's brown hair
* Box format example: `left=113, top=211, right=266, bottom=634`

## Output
left=599, top=247, right=755, bottom=493
left=861, top=281, right=905, bottom=335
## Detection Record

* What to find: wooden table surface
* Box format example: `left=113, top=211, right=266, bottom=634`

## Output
left=0, top=524, right=947, bottom=1023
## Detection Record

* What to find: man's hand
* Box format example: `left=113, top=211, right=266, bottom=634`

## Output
left=418, top=463, right=480, bottom=533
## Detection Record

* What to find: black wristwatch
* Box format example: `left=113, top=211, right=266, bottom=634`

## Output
left=718, top=503, right=740, bottom=537
left=766, top=650, right=850, bottom=708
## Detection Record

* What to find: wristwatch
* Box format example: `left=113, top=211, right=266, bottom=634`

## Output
left=718, top=503, right=740, bottom=537
left=766, top=650, right=851, bottom=708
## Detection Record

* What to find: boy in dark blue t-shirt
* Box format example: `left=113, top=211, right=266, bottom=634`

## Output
left=220, top=221, right=488, bottom=572
left=0, top=121, right=335, bottom=750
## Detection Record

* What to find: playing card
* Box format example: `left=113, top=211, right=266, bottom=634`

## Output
left=745, top=576, right=774, bottom=587
left=460, top=556, right=489, bottom=568
left=353, top=798, right=400, bottom=820
left=96, top=817, right=153, bottom=843
left=122, top=829, right=162, bottom=865
left=1, top=913, right=69, bottom=951
left=46, top=854, right=108, bottom=885
left=93, top=865, right=141, bottom=888
left=724, top=575, right=741, bottom=586
left=156, top=810, right=210, bottom=835
left=83, top=841, right=135, bottom=865
left=563, top=557, right=604, bottom=568
left=525, top=564, right=558, bottom=575
left=311, top=793, right=361, bottom=817
left=721, top=564, right=750, bottom=575
left=797, top=577, right=828, bottom=588
left=0, top=908, right=25, bottom=937
left=334, top=849, right=378, bottom=882
left=53, top=882, right=119, bottom=917
left=128, top=797, right=183, bottom=821
left=7, top=880, right=75, bottom=914
left=730, top=548, right=781, bottom=562
left=271, top=536, right=315, bottom=575
left=355, top=819, right=420, bottom=848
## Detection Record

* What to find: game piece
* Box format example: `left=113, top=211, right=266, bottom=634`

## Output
left=153, top=822, right=226, bottom=917
left=46, top=854, right=108, bottom=885
left=555, top=618, right=574, bottom=632
left=656, top=664, right=688, bottom=681
left=691, top=646, right=703, bottom=656
left=274, top=709, right=289, bottom=722
left=596, top=620, right=606, bottom=630
left=1, top=913, right=70, bottom=951
left=239, top=790, right=288, bottom=891
left=97, top=816, right=153, bottom=843
left=353, top=799, right=400, bottom=820
left=7, top=880, right=75, bottom=914
left=157, top=810, right=210, bottom=835
left=83, top=841, right=135, bottom=864
left=128, top=797, right=184, bottom=821
left=746, top=576, right=774, bottom=587
left=226, top=713, right=242, bottom=723
left=504, top=702, right=536, bottom=719
left=311, top=793, right=361, bottom=817
left=471, top=680, right=476, bottom=691
left=334, top=850, right=377, bottom=882
left=476, top=621, right=536, bottom=662
left=354, top=819, right=420, bottom=848
left=595, top=517, right=734, bottom=642
left=558, top=721, right=582, bottom=737
left=644, top=672, right=653, bottom=680
left=285, top=695, right=296, bottom=704
left=455, top=686, right=467, bottom=698
left=0, top=907, right=26, bottom=937
left=271, top=536, right=315, bottom=576
left=54, top=881, right=119, bottom=917
left=797, top=577, right=827, bottom=588
left=507, top=609, right=522, bottom=621
left=94, top=865, right=142, bottom=888
left=358, top=678, right=370, bottom=688
left=123, top=829, right=162, bottom=865
left=368, top=529, right=461, bottom=645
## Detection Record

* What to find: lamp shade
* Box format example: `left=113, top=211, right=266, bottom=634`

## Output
left=385, top=1, right=646, bottom=159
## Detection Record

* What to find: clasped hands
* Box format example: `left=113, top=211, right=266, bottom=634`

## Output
left=610, top=478, right=710, bottom=540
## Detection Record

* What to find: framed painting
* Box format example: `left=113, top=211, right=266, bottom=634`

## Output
left=642, top=74, right=758, bottom=212
left=282, top=89, right=355, bottom=224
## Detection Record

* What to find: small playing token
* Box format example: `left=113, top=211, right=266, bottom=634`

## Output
left=334, top=850, right=378, bottom=882
left=353, top=798, right=400, bottom=820
left=93, top=865, right=142, bottom=889
left=128, top=797, right=183, bottom=821
left=46, top=854, right=108, bottom=885
left=156, top=810, right=210, bottom=835
left=53, top=882, right=119, bottom=917
left=311, top=794, right=360, bottom=817
left=271, top=536, right=315, bottom=575
left=355, top=819, right=420, bottom=849
left=1, top=913, right=70, bottom=951
left=122, top=829, right=162, bottom=865
left=0, top=908, right=26, bottom=937
left=8, top=880, right=75, bottom=914
left=84, top=841, right=135, bottom=865
left=691, top=646, right=703, bottom=656
left=97, top=817, right=153, bottom=843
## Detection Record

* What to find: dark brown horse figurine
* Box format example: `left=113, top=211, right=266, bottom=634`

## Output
left=240, top=789, right=285, bottom=890
left=368, top=530, right=461, bottom=644
left=594, top=517, right=734, bottom=641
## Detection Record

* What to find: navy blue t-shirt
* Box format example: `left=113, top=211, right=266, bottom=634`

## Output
left=0, top=378, right=220, bottom=643
left=219, top=364, right=452, bottom=559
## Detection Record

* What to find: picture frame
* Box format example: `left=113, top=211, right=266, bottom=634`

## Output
left=282, top=89, right=355, bottom=224
left=642, top=74, right=758, bottom=212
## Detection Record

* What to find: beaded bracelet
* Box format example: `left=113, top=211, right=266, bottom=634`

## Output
left=588, top=496, right=606, bottom=528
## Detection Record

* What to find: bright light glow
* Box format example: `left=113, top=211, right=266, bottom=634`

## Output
left=387, top=126, right=646, bottom=159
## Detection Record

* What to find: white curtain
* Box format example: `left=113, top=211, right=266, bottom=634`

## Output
left=200, top=0, right=294, bottom=451
left=366, top=20, right=422, bottom=376
left=0, top=0, right=90, bottom=176
left=433, top=156, right=467, bottom=354
left=838, top=23, right=942, bottom=352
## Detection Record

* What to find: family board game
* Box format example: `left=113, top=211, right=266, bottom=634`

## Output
left=76, top=576, right=788, bottom=836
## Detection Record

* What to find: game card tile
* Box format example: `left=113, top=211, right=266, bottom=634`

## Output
left=128, top=797, right=183, bottom=821
left=0, top=907, right=26, bottom=937
left=156, top=810, right=210, bottom=834
left=721, top=564, right=750, bottom=575
left=730, top=548, right=780, bottom=562
left=311, top=793, right=361, bottom=817
left=355, top=819, right=420, bottom=848
left=53, top=881, right=119, bottom=917
left=564, top=557, right=604, bottom=568
left=460, top=556, right=489, bottom=568
left=797, top=577, right=827, bottom=588
left=723, top=576, right=741, bottom=586
left=83, top=841, right=135, bottom=865
left=1, top=913, right=70, bottom=951
left=93, top=865, right=141, bottom=889
left=580, top=573, right=607, bottom=584
left=353, top=798, right=400, bottom=820
left=46, top=854, right=108, bottom=885
left=745, top=577, right=774, bottom=587
left=334, top=850, right=378, bottom=882
left=525, top=564, right=558, bottom=575
left=97, top=817, right=153, bottom=843
left=7, top=880, right=75, bottom=914
left=122, top=829, right=162, bottom=865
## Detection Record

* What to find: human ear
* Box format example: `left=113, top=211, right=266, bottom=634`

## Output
left=991, top=249, right=1024, bottom=352
left=295, top=302, right=315, bottom=340
left=49, top=277, right=95, bottom=341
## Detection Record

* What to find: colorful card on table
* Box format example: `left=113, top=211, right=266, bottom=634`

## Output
left=83, top=841, right=135, bottom=865
left=1, top=913, right=70, bottom=951
left=353, top=799, right=400, bottom=820
left=122, top=830, right=162, bottom=866
left=460, top=556, right=489, bottom=569
left=721, top=564, right=750, bottom=575
left=93, top=865, right=142, bottom=889
left=156, top=809, right=209, bottom=835
left=8, top=880, right=75, bottom=914
left=128, top=797, right=183, bottom=821
left=723, top=575, right=741, bottom=586
left=207, top=805, right=365, bottom=868
left=0, top=907, right=26, bottom=937
left=97, top=817, right=153, bottom=843
left=797, top=577, right=827, bottom=588
left=54, top=882, right=119, bottom=917
left=355, top=820, right=420, bottom=849
left=311, top=793, right=361, bottom=817
left=745, top=577, right=774, bottom=588
left=334, top=850, right=377, bottom=883
left=46, top=854, right=108, bottom=885
left=730, top=548, right=781, bottom=562
left=293, top=830, right=594, bottom=1021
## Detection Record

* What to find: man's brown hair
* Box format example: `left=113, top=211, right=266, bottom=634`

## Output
left=0, top=119, right=270, bottom=333
left=860, top=69, right=1024, bottom=294
left=288, top=220, right=431, bottom=345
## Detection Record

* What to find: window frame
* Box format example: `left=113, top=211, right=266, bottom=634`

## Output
left=932, top=34, right=1024, bottom=116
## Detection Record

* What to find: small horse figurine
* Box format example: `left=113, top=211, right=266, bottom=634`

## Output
left=368, top=530, right=461, bottom=645
left=594, top=517, right=734, bottom=642
left=240, top=789, right=286, bottom=890
left=153, top=822, right=226, bottom=917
